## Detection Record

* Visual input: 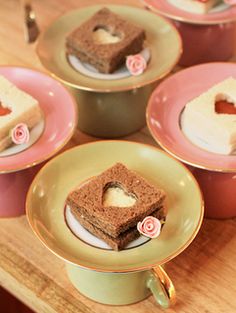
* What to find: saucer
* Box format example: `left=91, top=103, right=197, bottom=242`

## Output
left=147, top=62, right=236, bottom=172
left=36, top=4, right=182, bottom=92
left=26, top=141, right=203, bottom=273
left=0, top=66, right=77, bottom=173
left=143, top=0, right=236, bottom=24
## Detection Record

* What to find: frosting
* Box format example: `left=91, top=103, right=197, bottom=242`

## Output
left=11, top=123, right=30, bottom=145
left=137, top=216, right=161, bottom=238
left=126, top=54, right=147, bottom=76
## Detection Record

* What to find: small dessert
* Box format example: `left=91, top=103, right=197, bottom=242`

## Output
left=66, top=163, right=166, bottom=251
left=181, top=77, right=236, bottom=155
left=167, top=0, right=221, bottom=14
left=0, top=75, right=42, bottom=152
left=66, top=7, right=146, bottom=74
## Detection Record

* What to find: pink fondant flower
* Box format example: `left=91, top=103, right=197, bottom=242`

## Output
left=137, top=216, right=161, bottom=238
left=224, top=0, right=236, bottom=5
left=11, top=123, right=30, bottom=145
left=126, top=54, right=147, bottom=76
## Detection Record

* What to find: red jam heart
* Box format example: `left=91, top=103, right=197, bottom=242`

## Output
left=215, top=100, right=236, bottom=115
left=0, top=102, right=11, bottom=116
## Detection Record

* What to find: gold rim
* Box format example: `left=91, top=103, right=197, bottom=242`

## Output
left=0, top=65, right=78, bottom=174
left=146, top=61, right=236, bottom=173
left=26, top=140, right=204, bottom=273
left=142, top=0, right=236, bottom=25
left=36, top=4, right=183, bottom=93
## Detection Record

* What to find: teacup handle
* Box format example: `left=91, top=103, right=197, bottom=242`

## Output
left=146, top=266, right=176, bottom=309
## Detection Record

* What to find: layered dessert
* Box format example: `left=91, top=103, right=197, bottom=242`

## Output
left=66, top=8, right=146, bottom=74
left=66, top=163, right=166, bottom=251
left=167, top=0, right=222, bottom=14
left=0, top=75, right=42, bottom=152
left=181, top=77, right=236, bottom=155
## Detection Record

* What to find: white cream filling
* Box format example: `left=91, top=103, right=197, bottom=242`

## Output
left=103, top=186, right=136, bottom=207
left=92, top=28, right=121, bottom=44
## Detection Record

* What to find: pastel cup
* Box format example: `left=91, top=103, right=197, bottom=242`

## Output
left=67, top=264, right=175, bottom=307
left=68, top=85, right=154, bottom=137
left=0, top=66, right=77, bottom=217
left=188, top=167, right=236, bottom=219
left=147, top=62, right=236, bottom=219
left=0, top=164, right=43, bottom=217
left=143, top=0, right=236, bottom=66
left=26, top=141, right=203, bottom=308
left=36, top=4, right=182, bottom=138
left=173, top=21, right=235, bottom=66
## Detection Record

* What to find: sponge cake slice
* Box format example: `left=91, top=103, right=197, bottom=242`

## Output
left=0, top=75, right=42, bottom=152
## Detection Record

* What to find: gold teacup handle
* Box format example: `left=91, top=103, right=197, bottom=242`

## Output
left=146, top=266, right=176, bottom=309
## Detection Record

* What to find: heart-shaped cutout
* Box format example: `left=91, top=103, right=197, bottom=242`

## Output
left=93, top=26, right=122, bottom=45
left=102, top=183, right=137, bottom=208
left=0, top=102, right=11, bottom=116
left=215, top=95, right=236, bottom=115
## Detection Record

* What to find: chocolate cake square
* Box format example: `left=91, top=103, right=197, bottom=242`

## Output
left=66, top=163, right=166, bottom=250
left=66, top=8, right=146, bottom=73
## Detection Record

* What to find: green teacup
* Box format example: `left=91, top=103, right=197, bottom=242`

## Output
left=67, top=264, right=175, bottom=307
left=26, top=141, right=203, bottom=309
left=36, top=5, right=182, bottom=138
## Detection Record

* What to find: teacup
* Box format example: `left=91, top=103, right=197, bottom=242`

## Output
left=26, top=141, right=203, bottom=308
left=67, top=264, right=175, bottom=306
left=0, top=165, right=41, bottom=217
left=143, top=0, right=236, bottom=66
left=0, top=66, right=77, bottom=217
left=147, top=62, right=236, bottom=218
left=173, top=21, right=235, bottom=66
left=36, top=5, right=182, bottom=137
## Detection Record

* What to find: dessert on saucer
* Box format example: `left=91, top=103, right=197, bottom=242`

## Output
left=0, top=75, right=42, bottom=153
left=181, top=77, right=236, bottom=155
left=66, top=163, right=166, bottom=251
left=166, top=0, right=235, bottom=14
left=66, top=7, right=149, bottom=79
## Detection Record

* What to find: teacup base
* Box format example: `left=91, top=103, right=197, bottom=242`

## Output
left=66, top=263, right=175, bottom=307
left=172, top=20, right=236, bottom=67
left=188, top=166, right=236, bottom=219
left=67, top=264, right=151, bottom=305
left=68, top=84, right=156, bottom=138
left=0, top=164, right=43, bottom=217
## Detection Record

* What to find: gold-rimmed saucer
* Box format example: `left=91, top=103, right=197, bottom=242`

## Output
left=26, top=140, right=203, bottom=273
left=36, top=5, right=182, bottom=92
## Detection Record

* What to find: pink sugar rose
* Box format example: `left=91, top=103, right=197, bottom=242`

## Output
left=137, top=216, right=162, bottom=238
left=11, top=123, right=30, bottom=145
left=224, top=0, right=236, bottom=5
left=126, top=54, right=147, bottom=76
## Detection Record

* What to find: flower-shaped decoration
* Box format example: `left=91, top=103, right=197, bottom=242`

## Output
left=137, top=216, right=162, bottom=238
left=126, top=54, right=147, bottom=76
left=11, top=123, right=30, bottom=145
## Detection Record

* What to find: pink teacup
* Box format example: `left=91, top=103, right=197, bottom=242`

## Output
left=0, top=66, right=77, bottom=217
left=144, top=0, right=236, bottom=66
left=173, top=21, right=235, bottom=66
left=147, top=62, right=236, bottom=218
left=188, top=167, right=236, bottom=219
left=0, top=165, right=43, bottom=217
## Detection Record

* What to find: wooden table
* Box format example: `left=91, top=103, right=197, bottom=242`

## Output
left=0, top=0, right=236, bottom=312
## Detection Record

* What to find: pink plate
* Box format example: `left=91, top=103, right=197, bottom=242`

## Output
left=143, top=0, right=236, bottom=24
left=147, top=62, right=236, bottom=172
left=0, top=66, right=77, bottom=173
